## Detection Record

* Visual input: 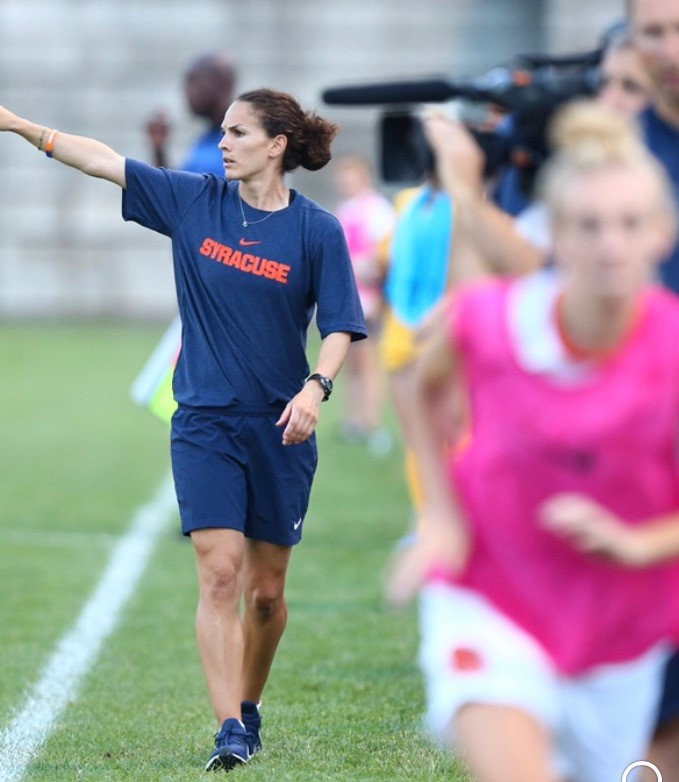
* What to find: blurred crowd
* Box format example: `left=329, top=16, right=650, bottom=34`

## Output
left=375, top=1, right=679, bottom=781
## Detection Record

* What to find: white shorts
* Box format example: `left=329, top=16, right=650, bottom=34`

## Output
left=419, top=583, right=668, bottom=782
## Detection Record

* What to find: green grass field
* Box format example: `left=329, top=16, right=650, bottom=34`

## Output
left=0, top=323, right=467, bottom=781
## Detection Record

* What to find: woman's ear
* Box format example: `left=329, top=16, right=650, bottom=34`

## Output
left=269, top=134, right=288, bottom=159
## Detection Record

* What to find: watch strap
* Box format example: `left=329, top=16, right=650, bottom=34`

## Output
left=306, top=373, right=333, bottom=401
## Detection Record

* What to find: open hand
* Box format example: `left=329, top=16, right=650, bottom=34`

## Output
left=421, top=110, right=485, bottom=197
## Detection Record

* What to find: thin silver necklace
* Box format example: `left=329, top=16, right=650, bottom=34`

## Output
left=238, top=193, right=276, bottom=228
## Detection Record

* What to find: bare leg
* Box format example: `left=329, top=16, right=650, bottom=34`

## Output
left=647, top=717, right=679, bottom=781
left=192, top=528, right=246, bottom=724
left=388, top=366, right=425, bottom=514
left=454, top=703, right=560, bottom=782
left=352, top=334, right=384, bottom=433
left=241, top=540, right=293, bottom=703
left=388, top=365, right=417, bottom=447
left=343, top=346, right=363, bottom=434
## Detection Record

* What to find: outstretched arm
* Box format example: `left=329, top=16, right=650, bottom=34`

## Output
left=0, top=105, right=126, bottom=187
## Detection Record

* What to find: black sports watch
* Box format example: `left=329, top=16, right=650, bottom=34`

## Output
left=306, top=373, right=333, bottom=401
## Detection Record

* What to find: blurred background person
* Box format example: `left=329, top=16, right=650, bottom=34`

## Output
left=379, top=159, right=455, bottom=538
left=147, top=51, right=236, bottom=175
left=596, top=24, right=655, bottom=117
left=383, top=108, right=545, bottom=546
left=333, top=153, right=395, bottom=455
left=507, top=21, right=656, bottom=256
left=632, top=0, right=679, bottom=294
left=388, top=100, right=679, bottom=782
left=492, top=20, right=654, bottom=220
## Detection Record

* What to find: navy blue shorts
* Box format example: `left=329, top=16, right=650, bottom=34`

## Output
left=656, top=650, right=679, bottom=729
left=170, top=405, right=318, bottom=545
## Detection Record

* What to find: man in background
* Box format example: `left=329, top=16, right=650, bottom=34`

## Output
left=631, top=0, right=679, bottom=291
left=146, top=52, right=236, bottom=175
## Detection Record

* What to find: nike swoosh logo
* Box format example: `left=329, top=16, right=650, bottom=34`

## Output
left=293, top=518, right=303, bottom=530
left=239, top=238, right=262, bottom=246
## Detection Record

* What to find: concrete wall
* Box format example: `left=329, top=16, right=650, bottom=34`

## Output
left=545, top=0, right=625, bottom=51
left=0, top=0, right=624, bottom=319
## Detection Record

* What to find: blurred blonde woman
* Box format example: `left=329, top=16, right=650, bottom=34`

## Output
left=388, top=101, right=679, bottom=782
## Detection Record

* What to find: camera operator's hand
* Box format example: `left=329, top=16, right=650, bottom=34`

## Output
left=420, top=109, right=545, bottom=281
left=421, top=110, right=485, bottom=200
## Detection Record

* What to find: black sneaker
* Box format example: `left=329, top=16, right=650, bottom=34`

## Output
left=205, top=718, right=251, bottom=772
left=241, top=700, right=262, bottom=756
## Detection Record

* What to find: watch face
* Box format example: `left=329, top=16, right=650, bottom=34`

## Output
left=309, top=373, right=332, bottom=399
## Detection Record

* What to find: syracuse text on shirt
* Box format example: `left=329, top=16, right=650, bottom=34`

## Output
left=199, top=237, right=292, bottom=284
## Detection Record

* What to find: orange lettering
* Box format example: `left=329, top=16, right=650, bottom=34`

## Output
left=275, top=264, right=291, bottom=284
left=263, top=261, right=278, bottom=280
left=198, top=238, right=290, bottom=285
left=199, top=238, right=214, bottom=256
left=251, top=258, right=266, bottom=276
left=217, top=245, right=232, bottom=264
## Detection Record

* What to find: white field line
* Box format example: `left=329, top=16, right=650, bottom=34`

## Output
left=0, top=472, right=177, bottom=782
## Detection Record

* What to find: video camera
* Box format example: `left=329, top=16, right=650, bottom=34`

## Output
left=322, top=49, right=602, bottom=194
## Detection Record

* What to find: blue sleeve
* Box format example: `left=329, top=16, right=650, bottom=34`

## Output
left=121, top=158, right=211, bottom=236
left=310, top=213, right=367, bottom=342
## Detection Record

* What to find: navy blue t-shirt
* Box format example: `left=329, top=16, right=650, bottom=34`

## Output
left=639, top=107, right=679, bottom=293
left=122, top=159, right=366, bottom=410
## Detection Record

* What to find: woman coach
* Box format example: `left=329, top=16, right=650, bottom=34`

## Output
left=0, top=87, right=366, bottom=772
